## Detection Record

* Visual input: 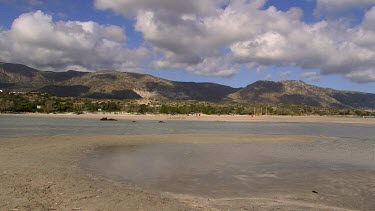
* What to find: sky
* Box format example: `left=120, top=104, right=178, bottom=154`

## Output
left=0, top=0, right=375, bottom=93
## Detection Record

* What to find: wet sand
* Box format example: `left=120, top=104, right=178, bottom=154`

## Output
left=3, top=113, right=375, bottom=125
left=0, top=134, right=375, bottom=210
left=1, top=134, right=373, bottom=210
left=84, top=137, right=375, bottom=211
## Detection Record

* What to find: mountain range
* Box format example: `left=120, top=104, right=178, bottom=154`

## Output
left=1, top=62, right=374, bottom=109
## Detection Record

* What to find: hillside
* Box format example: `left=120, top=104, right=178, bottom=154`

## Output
left=228, top=80, right=375, bottom=108
left=0, top=62, right=374, bottom=108
left=0, top=63, right=238, bottom=102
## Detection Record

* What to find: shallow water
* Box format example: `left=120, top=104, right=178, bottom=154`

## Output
left=0, top=115, right=374, bottom=139
left=83, top=139, right=375, bottom=209
left=2, top=115, right=375, bottom=209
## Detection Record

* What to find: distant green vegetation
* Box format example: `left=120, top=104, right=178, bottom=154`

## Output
left=0, top=91, right=374, bottom=117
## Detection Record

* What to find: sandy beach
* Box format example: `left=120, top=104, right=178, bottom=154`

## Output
left=1, top=133, right=366, bottom=211
left=3, top=112, right=375, bottom=124
left=1, top=114, right=374, bottom=211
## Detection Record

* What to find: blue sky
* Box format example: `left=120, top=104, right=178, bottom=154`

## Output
left=0, top=0, right=375, bottom=93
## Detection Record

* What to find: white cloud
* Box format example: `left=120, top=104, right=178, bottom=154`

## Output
left=301, top=72, right=321, bottom=82
left=101, top=0, right=304, bottom=77
left=229, top=5, right=375, bottom=82
left=0, top=10, right=148, bottom=72
left=184, top=56, right=238, bottom=77
left=109, top=0, right=374, bottom=82
left=314, top=0, right=375, bottom=17
left=345, top=69, right=375, bottom=83
left=3, top=1, right=375, bottom=84
left=362, top=6, right=375, bottom=31
left=153, top=54, right=238, bottom=77
left=94, top=0, right=227, bottom=17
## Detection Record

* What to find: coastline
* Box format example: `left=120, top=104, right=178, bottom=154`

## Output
left=1, top=134, right=352, bottom=211
left=1, top=112, right=375, bottom=124
left=1, top=113, right=373, bottom=210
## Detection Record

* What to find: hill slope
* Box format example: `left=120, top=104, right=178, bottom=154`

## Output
left=0, top=63, right=238, bottom=102
left=227, top=80, right=375, bottom=108
left=0, top=62, right=374, bottom=108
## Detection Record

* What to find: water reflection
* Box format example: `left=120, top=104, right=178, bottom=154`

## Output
left=84, top=139, right=375, bottom=209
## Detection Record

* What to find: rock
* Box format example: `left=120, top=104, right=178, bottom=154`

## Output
left=312, top=190, right=318, bottom=194
left=100, top=117, right=117, bottom=121
left=159, top=121, right=165, bottom=123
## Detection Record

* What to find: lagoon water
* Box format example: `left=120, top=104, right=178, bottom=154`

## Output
left=2, top=115, right=375, bottom=209
left=0, top=115, right=374, bottom=139
left=85, top=142, right=375, bottom=209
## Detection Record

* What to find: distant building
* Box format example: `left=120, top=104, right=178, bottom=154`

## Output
left=37, top=105, right=44, bottom=109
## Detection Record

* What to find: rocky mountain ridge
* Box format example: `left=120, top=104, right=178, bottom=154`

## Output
left=1, top=62, right=374, bottom=108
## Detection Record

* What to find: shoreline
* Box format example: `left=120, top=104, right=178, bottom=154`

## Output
left=1, top=134, right=356, bottom=211
left=2, top=112, right=375, bottom=124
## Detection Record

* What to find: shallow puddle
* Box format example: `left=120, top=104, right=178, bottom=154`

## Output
left=83, top=138, right=375, bottom=210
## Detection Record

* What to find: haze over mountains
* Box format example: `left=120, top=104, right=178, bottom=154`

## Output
left=1, top=62, right=374, bottom=109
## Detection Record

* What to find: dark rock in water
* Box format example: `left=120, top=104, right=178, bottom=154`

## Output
left=100, top=117, right=117, bottom=121
left=312, top=190, right=318, bottom=194
left=131, top=120, right=136, bottom=123
left=159, top=121, right=165, bottom=123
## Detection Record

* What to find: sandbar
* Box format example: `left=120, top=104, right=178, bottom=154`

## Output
left=1, top=134, right=367, bottom=210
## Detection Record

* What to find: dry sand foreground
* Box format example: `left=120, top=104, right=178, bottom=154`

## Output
left=0, top=134, right=355, bottom=211
left=6, top=112, right=375, bottom=124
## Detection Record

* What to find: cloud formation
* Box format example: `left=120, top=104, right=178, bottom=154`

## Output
left=0, top=10, right=148, bottom=72
left=314, top=0, right=375, bottom=17
left=94, top=0, right=226, bottom=17
left=1, top=1, right=375, bottom=83
left=94, top=0, right=375, bottom=82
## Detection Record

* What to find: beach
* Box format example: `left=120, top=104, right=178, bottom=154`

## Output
left=0, top=115, right=374, bottom=210
left=0, top=134, right=362, bottom=211
left=3, top=112, right=375, bottom=125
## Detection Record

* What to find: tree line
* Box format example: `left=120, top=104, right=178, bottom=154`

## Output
left=0, top=92, right=374, bottom=117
